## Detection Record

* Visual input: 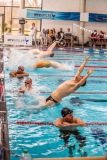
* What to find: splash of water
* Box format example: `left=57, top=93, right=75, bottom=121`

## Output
left=14, top=88, right=46, bottom=111
left=7, top=48, right=37, bottom=70
left=61, top=62, right=75, bottom=71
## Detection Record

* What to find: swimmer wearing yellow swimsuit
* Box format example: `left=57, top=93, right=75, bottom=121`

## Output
left=36, top=61, right=51, bottom=68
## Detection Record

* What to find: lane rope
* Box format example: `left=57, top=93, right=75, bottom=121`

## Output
left=16, top=121, right=107, bottom=125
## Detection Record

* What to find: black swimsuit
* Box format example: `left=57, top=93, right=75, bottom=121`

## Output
left=46, top=95, right=59, bottom=104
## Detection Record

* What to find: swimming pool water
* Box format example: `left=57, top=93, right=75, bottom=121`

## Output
left=4, top=49, right=107, bottom=159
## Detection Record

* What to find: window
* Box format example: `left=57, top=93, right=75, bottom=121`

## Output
left=12, top=7, right=19, bottom=19
left=12, top=19, right=19, bottom=35
left=13, top=0, right=20, bottom=6
left=0, top=7, right=4, bottom=14
left=25, top=0, right=42, bottom=8
left=5, top=7, right=11, bottom=22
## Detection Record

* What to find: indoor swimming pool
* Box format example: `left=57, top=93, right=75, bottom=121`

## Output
left=4, top=47, right=107, bottom=159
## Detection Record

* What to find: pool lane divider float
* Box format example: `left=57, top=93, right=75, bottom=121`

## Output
left=16, top=121, right=107, bottom=125
left=83, top=48, right=107, bottom=55
left=75, top=65, right=107, bottom=68
left=48, top=58, right=107, bottom=62
left=37, top=75, right=107, bottom=78
left=57, top=48, right=107, bottom=55
left=12, top=47, right=107, bottom=55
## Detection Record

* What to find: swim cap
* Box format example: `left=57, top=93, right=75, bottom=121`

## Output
left=50, top=53, right=54, bottom=57
left=61, top=107, right=73, bottom=117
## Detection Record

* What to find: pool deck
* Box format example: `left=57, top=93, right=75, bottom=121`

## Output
left=34, top=157, right=106, bottom=160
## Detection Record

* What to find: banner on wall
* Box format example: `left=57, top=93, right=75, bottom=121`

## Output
left=89, top=13, right=107, bottom=22
left=4, top=35, right=32, bottom=46
left=27, top=9, right=80, bottom=21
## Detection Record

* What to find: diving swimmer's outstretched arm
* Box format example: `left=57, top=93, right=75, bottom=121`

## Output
left=76, top=68, right=94, bottom=87
left=47, top=41, right=57, bottom=51
left=74, top=56, right=90, bottom=79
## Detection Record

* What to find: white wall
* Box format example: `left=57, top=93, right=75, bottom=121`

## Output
left=86, top=0, right=107, bottom=13
left=42, top=0, right=80, bottom=12
left=42, top=0, right=107, bottom=43
left=42, top=0, right=80, bottom=35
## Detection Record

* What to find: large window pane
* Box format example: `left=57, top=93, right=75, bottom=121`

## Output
left=13, top=0, right=20, bottom=6
left=12, top=7, right=19, bottom=19
left=0, top=16, right=2, bottom=39
left=25, top=0, right=42, bottom=8
left=0, top=7, right=4, bottom=14
left=5, top=7, right=11, bottom=22
left=0, top=0, right=12, bottom=6
left=12, top=19, right=19, bottom=35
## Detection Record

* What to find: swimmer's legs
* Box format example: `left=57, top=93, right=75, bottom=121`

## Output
left=50, top=61, right=62, bottom=69
left=45, top=99, right=55, bottom=107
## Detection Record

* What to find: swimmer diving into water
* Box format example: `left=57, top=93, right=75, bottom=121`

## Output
left=29, top=41, right=57, bottom=59
left=7, top=41, right=58, bottom=70
left=33, top=60, right=74, bottom=70
left=9, top=56, right=94, bottom=111
left=44, top=56, right=94, bottom=107
left=8, top=41, right=73, bottom=71
left=16, top=56, right=94, bottom=109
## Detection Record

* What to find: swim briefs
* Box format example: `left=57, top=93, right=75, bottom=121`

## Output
left=46, top=95, right=59, bottom=104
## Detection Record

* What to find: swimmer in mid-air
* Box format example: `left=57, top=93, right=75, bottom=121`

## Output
left=33, top=60, right=74, bottom=70
left=44, top=56, right=94, bottom=107
left=9, top=66, right=29, bottom=78
left=12, top=56, right=94, bottom=110
left=7, top=41, right=57, bottom=70
left=29, top=41, right=57, bottom=59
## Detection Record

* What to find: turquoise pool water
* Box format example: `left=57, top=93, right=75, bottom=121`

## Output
left=4, top=48, right=107, bottom=159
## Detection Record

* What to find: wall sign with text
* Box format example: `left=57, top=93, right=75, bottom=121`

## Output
left=27, top=9, right=80, bottom=21
left=4, top=35, right=32, bottom=46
